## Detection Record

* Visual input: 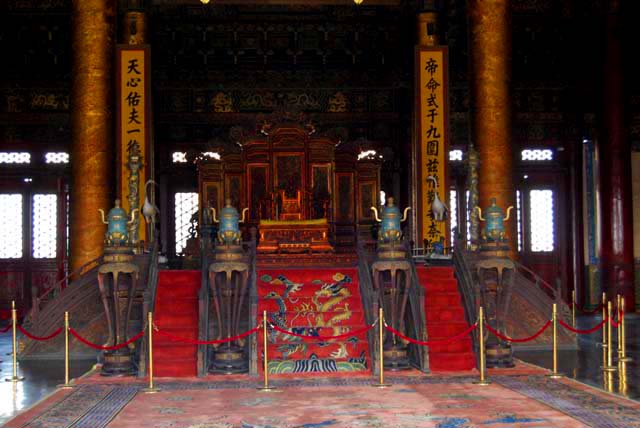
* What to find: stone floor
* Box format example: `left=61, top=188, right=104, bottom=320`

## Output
left=0, top=331, right=96, bottom=425
left=516, top=315, right=640, bottom=399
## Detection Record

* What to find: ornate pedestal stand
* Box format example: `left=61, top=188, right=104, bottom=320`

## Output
left=97, top=247, right=140, bottom=376
left=371, top=242, right=412, bottom=371
left=476, top=247, right=515, bottom=368
left=208, top=244, right=250, bottom=374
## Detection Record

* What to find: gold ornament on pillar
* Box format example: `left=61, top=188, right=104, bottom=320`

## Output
left=417, top=12, right=438, bottom=47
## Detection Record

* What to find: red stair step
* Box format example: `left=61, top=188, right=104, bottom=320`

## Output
left=155, top=358, right=198, bottom=377
left=426, top=307, right=466, bottom=322
left=427, top=337, right=472, bottom=353
left=426, top=292, right=461, bottom=307
left=153, top=270, right=200, bottom=378
left=428, top=352, right=475, bottom=371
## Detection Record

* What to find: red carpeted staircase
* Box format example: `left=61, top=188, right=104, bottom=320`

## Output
left=153, top=270, right=200, bottom=377
left=257, top=268, right=370, bottom=375
left=417, top=265, right=476, bottom=372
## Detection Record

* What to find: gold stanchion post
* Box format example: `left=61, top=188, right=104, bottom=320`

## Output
left=372, top=307, right=391, bottom=388
left=142, top=312, right=160, bottom=393
left=5, top=301, right=24, bottom=382
left=258, top=310, right=278, bottom=392
left=616, top=295, right=622, bottom=356
left=619, top=297, right=632, bottom=364
left=547, top=303, right=563, bottom=378
left=473, top=307, right=490, bottom=386
left=602, top=301, right=617, bottom=372
left=571, top=290, right=576, bottom=327
left=57, top=311, right=73, bottom=388
left=601, top=293, right=607, bottom=365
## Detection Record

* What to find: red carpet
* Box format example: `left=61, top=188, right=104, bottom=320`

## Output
left=417, top=265, right=475, bottom=372
left=153, top=270, right=200, bottom=377
left=257, top=268, right=370, bottom=374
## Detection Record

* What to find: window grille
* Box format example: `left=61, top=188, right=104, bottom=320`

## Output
left=45, top=152, right=70, bottom=164
left=449, top=150, right=463, bottom=161
left=0, top=152, right=30, bottom=164
left=516, top=190, right=522, bottom=252
left=172, top=152, right=187, bottom=163
left=465, top=190, right=471, bottom=245
left=0, top=194, right=23, bottom=258
left=174, top=192, right=198, bottom=254
left=449, top=189, right=457, bottom=246
left=529, top=189, right=555, bottom=252
left=32, top=194, right=57, bottom=259
left=521, top=149, right=553, bottom=161
left=201, top=152, right=221, bottom=160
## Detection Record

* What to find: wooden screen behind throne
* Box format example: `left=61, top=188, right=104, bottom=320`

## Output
left=196, top=124, right=381, bottom=251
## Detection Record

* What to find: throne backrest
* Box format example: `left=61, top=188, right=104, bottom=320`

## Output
left=280, top=190, right=302, bottom=220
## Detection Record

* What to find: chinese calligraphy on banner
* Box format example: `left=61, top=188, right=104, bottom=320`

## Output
left=117, top=47, right=149, bottom=241
left=416, top=47, right=448, bottom=249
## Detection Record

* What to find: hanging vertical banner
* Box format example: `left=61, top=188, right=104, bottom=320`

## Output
left=117, top=46, right=151, bottom=243
left=416, top=47, right=449, bottom=250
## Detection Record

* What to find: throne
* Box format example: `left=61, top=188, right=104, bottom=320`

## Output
left=279, top=190, right=302, bottom=221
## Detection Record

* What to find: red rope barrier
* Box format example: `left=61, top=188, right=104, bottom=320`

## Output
left=558, top=319, right=606, bottom=334
left=270, top=323, right=375, bottom=341
left=154, top=324, right=262, bottom=345
left=69, top=328, right=145, bottom=351
left=17, top=325, right=62, bottom=341
left=385, top=322, right=477, bottom=346
left=485, top=320, right=551, bottom=343
left=610, top=317, right=620, bottom=328
left=0, top=324, right=11, bottom=333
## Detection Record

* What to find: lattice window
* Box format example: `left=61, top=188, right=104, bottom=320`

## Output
left=201, top=152, right=221, bottom=160
left=521, top=149, right=553, bottom=161
left=32, top=194, right=57, bottom=259
left=172, top=152, right=187, bottom=163
left=449, top=149, right=463, bottom=161
left=449, top=189, right=457, bottom=246
left=0, top=194, right=23, bottom=259
left=45, top=152, right=69, bottom=164
left=516, top=190, right=522, bottom=252
left=465, top=190, right=471, bottom=245
left=0, top=152, right=30, bottom=164
left=174, top=192, right=199, bottom=254
left=529, top=189, right=555, bottom=252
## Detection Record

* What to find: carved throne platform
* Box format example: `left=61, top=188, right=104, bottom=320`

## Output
left=257, top=218, right=333, bottom=254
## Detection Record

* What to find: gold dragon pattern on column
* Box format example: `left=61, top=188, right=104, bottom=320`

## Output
left=70, top=0, right=115, bottom=272
left=469, top=0, right=517, bottom=259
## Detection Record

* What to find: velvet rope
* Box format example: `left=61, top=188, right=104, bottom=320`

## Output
left=17, top=325, right=62, bottom=341
left=610, top=315, right=621, bottom=328
left=154, top=324, right=262, bottom=345
left=558, top=318, right=606, bottom=334
left=384, top=322, right=477, bottom=346
left=0, top=323, right=11, bottom=333
left=485, top=320, right=551, bottom=343
left=69, top=328, right=145, bottom=351
left=571, top=302, right=603, bottom=315
left=269, top=323, right=375, bottom=341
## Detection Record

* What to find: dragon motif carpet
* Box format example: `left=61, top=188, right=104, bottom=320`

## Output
left=6, top=375, right=640, bottom=428
left=256, top=268, right=370, bottom=374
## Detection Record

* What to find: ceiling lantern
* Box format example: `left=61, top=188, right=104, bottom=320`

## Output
left=354, top=0, right=364, bottom=4
left=200, top=0, right=210, bottom=4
